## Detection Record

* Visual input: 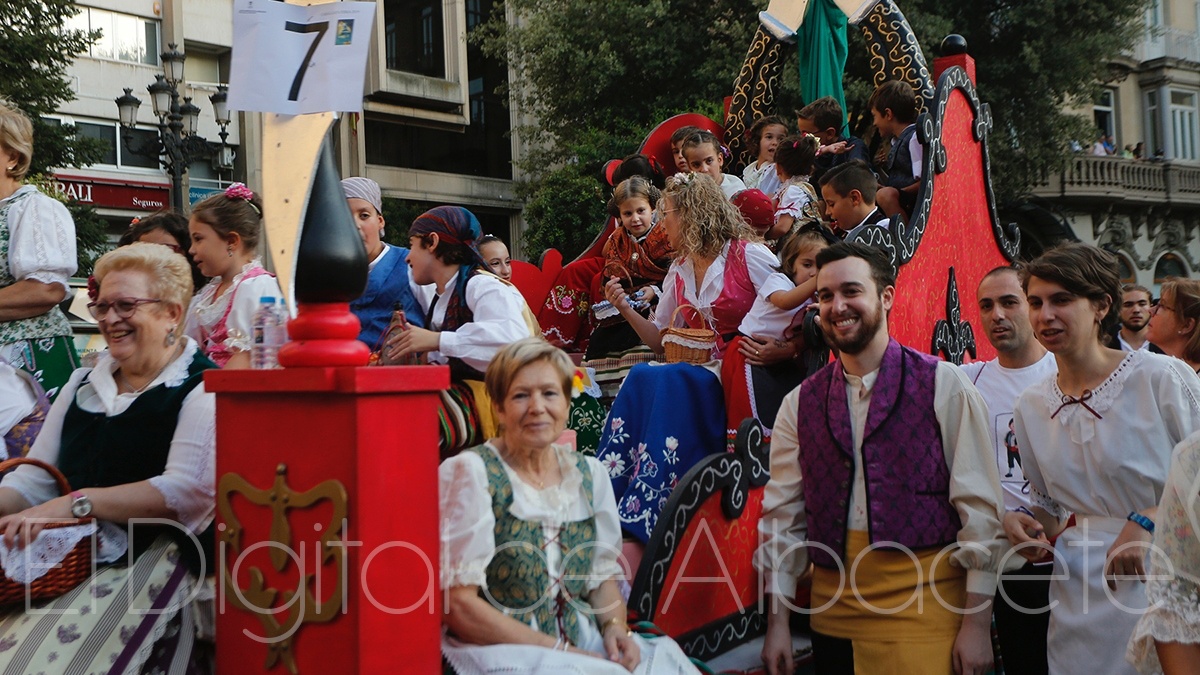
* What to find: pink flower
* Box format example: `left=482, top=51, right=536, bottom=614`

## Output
left=225, top=182, right=255, bottom=201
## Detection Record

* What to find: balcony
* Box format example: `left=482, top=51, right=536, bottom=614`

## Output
left=1031, top=156, right=1200, bottom=207
left=1136, top=27, right=1200, bottom=64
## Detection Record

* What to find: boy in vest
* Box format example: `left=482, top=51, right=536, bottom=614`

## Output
left=959, top=266, right=1057, bottom=675
left=796, top=96, right=870, bottom=185
left=818, top=161, right=889, bottom=237
left=757, top=243, right=1009, bottom=675
left=869, top=80, right=922, bottom=222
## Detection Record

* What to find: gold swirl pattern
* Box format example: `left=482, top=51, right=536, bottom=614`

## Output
left=724, top=26, right=785, bottom=175
left=857, top=0, right=934, bottom=114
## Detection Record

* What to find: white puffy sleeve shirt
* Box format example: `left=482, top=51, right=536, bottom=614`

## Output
left=4, top=186, right=77, bottom=291
left=439, top=443, right=624, bottom=593
left=0, top=338, right=216, bottom=533
left=429, top=274, right=531, bottom=373
left=653, top=240, right=778, bottom=331
left=755, top=362, right=1011, bottom=598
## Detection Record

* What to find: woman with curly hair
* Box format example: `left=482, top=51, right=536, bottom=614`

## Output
left=597, top=173, right=779, bottom=542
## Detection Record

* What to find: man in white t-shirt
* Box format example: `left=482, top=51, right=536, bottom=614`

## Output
left=960, top=265, right=1056, bottom=675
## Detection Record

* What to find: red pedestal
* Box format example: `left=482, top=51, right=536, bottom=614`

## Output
left=207, top=365, right=448, bottom=675
left=934, top=52, right=976, bottom=84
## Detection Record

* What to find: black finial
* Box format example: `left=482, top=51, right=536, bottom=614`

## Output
left=941, top=34, right=968, bottom=56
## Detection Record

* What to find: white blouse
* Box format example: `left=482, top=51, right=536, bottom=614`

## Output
left=0, top=361, right=37, bottom=435
left=1, top=185, right=76, bottom=290
left=0, top=338, right=216, bottom=533
left=428, top=274, right=531, bottom=374
left=439, top=442, right=623, bottom=593
left=185, top=260, right=283, bottom=354
left=653, top=240, right=778, bottom=331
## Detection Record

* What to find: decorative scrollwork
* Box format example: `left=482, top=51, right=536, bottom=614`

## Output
left=724, top=26, right=786, bottom=174
left=678, top=608, right=767, bottom=661
left=857, top=0, right=935, bottom=112
left=932, top=267, right=976, bottom=365
left=218, top=465, right=348, bottom=675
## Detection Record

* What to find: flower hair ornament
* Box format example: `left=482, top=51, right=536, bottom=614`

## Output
left=670, top=172, right=696, bottom=187
left=129, top=217, right=141, bottom=226
left=571, top=368, right=586, bottom=399
left=224, top=182, right=261, bottom=215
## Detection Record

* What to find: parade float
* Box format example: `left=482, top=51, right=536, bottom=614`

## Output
left=212, top=0, right=1018, bottom=672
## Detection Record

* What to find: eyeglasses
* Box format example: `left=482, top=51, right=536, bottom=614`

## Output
left=1151, top=300, right=1176, bottom=315
left=87, top=297, right=163, bottom=320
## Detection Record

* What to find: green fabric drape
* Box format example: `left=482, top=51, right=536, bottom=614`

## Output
left=796, top=0, right=850, bottom=133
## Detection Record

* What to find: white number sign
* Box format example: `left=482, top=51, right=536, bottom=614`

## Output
left=227, top=0, right=376, bottom=115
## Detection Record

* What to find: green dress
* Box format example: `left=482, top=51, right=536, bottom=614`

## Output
left=0, top=185, right=79, bottom=400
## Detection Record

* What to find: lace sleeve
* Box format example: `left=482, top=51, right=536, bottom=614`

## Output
left=586, top=456, right=624, bottom=591
left=223, top=275, right=283, bottom=352
left=147, top=385, right=216, bottom=533
left=439, top=453, right=496, bottom=590
left=7, top=190, right=77, bottom=288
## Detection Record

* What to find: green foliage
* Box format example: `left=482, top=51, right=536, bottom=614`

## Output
left=25, top=174, right=110, bottom=276
left=839, top=0, right=1149, bottom=203
left=520, top=165, right=608, bottom=262
left=0, top=1, right=104, bottom=173
left=379, top=198, right=437, bottom=248
left=482, top=0, right=1149, bottom=244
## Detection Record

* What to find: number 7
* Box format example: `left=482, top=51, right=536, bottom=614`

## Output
left=284, top=20, right=330, bottom=101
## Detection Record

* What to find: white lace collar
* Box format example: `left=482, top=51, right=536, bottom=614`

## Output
left=192, top=258, right=265, bottom=324
left=85, top=338, right=201, bottom=413
left=483, top=441, right=589, bottom=522
left=1036, top=348, right=1137, bottom=422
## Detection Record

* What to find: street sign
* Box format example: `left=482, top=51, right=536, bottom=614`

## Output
left=227, top=0, right=376, bottom=115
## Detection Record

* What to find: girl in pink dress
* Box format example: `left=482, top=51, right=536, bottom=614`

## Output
left=183, top=183, right=283, bottom=369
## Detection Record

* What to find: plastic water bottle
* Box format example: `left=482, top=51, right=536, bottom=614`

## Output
left=251, top=297, right=283, bottom=369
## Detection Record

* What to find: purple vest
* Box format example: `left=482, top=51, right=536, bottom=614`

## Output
left=795, top=338, right=961, bottom=568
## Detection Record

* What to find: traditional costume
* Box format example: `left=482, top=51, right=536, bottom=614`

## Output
left=1127, top=428, right=1200, bottom=673
left=756, top=339, right=1010, bottom=674
left=0, top=337, right=217, bottom=673
left=0, top=185, right=79, bottom=399
left=439, top=442, right=699, bottom=675
left=585, top=217, right=673, bottom=360
left=598, top=238, right=777, bottom=541
left=0, top=359, right=47, bottom=459
left=351, top=243, right=427, bottom=348
left=185, top=259, right=282, bottom=368
left=1013, top=351, right=1200, bottom=675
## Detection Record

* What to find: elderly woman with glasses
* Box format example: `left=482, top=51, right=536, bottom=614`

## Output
left=0, top=101, right=79, bottom=399
left=0, top=243, right=216, bottom=672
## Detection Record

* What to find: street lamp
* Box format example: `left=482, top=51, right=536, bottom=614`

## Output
left=114, top=43, right=234, bottom=212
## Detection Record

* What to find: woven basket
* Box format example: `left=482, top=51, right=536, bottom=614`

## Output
left=660, top=305, right=716, bottom=364
left=0, top=458, right=94, bottom=607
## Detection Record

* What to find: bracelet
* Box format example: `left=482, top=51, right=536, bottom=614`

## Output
left=599, top=616, right=630, bottom=634
left=1127, top=512, right=1155, bottom=534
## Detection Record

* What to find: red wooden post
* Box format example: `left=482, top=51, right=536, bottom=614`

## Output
left=208, top=365, right=448, bottom=674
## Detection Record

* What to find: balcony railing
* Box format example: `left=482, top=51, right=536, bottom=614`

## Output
left=1031, top=155, right=1200, bottom=207
left=1136, top=27, right=1200, bottom=63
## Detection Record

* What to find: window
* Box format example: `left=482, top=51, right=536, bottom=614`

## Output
left=384, top=0, right=445, bottom=78
left=1155, top=253, right=1189, bottom=282
left=1170, top=90, right=1198, bottom=160
left=67, top=8, right=159, bottom=66
left=74, top=121, right=162, bottom=171
left=1094, top=90, right=1116, bottom=144
left=1145, top=91, right=1161, bottom=156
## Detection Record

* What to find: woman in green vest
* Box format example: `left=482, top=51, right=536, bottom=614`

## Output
left=0, top=101, right=79, bottom=400
left=439, top=337, right=699, bottom=674
left=0, top=243, right=216, bottom=672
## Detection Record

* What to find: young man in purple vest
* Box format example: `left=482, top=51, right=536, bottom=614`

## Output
left=960, top=266, right=1057, bottom=675
left=757, top=243, right=1010, bottom=675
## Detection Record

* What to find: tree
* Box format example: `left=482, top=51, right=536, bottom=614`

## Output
left=482, top=0, right=1147, bottom=259
left=0, top=1, right=103, bottom=174
left=838, top=0, right=1149, bottom=205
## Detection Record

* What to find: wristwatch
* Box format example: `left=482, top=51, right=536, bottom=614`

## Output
left=70, top=490, right=93, bottom=518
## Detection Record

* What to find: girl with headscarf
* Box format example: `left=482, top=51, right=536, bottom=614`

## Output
left=387, top=206, right=533, bottom=454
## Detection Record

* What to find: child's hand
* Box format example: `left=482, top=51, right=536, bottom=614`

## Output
left=817, top=141, right=848, bottom=156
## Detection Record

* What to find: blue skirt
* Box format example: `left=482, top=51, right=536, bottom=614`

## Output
left=596, top=362, right=726, bottom=542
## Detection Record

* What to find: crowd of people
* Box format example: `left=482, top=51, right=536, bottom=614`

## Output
left=0, top=75, right=1198, bottom=675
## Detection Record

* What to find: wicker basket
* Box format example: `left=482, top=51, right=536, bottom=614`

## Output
left=0, top=458, right=94, bottom=607
left=660, top=305, right=717, bottom=364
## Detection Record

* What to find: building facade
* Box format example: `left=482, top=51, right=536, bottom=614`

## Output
left=1031, top=0, right=1200, bottom=291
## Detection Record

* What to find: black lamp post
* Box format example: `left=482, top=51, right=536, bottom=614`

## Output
left=114, top=43, right=234, bottom=212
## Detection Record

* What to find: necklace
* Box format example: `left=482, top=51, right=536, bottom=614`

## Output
left=495, top=440, right=556, bottom=490
left=116, top=345, right=183, bottom=394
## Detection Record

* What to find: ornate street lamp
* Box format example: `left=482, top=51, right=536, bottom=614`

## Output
left=114, top=43, right=234, bottom=212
